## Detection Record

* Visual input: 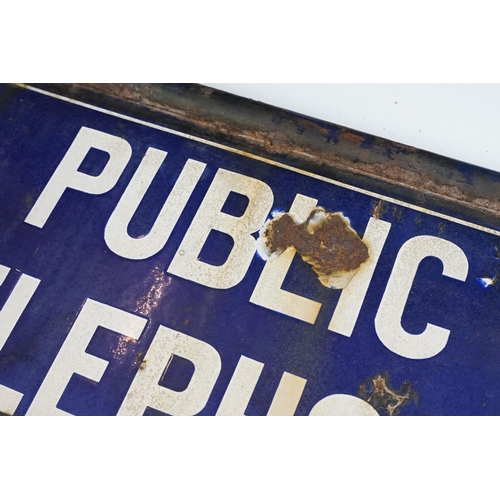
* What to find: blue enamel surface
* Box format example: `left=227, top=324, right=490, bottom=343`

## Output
left=1, top=86, right=499, bottom=415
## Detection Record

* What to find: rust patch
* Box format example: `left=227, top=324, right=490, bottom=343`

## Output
left=256, top=207, right=369, bottom=289
left=359, top=372, right=418, bottom=416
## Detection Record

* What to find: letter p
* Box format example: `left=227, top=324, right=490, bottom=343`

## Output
left=25, top=126, right=132, bottom=228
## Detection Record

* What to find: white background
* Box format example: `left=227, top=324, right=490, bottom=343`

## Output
left=204, top=84, right=500, bottom=173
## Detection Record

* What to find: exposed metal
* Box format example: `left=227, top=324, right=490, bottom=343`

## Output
left=257, top=207, right=369, bottom=289
left=358, top=372, right=418, bottom=416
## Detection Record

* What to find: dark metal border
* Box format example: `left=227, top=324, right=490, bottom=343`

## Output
left=22, top=83, right=500, bottom=231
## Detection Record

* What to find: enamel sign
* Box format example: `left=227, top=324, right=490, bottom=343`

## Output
left=1, top=84, right=499, bottom=415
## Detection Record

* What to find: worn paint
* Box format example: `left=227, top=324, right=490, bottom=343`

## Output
left=359, top=373, right=418, bottom=416
left=256, top=207, right=369, bottom=289
left=371, top=199, right=388, bottom=219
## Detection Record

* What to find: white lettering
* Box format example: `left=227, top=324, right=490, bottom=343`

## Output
left=118, top=326, right=221, bottom=416
left=168, top=169, right=274, bottom=289
left=310, top=394, right=379, bottom=416
left=105, top=150, right=206, bottom=259
left=27, top=299, right=146, bottom=416
left=217, top=355, right=306, bottom=416
left=328, top=217, right=391, bottom=336
left=375, top=235, right=468, bottom=360
left=0, top=385, right=23, bottom=415
left=216, top=356, right=264, bottom=416
left=25, top=127, right=132, bottom=228
left=0, top=265, right=40, bottom=350
left=267, top=371, right=307, bottom=416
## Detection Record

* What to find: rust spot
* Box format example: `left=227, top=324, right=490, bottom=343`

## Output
left=392, top=205, right=403, bottom=223
left=340, top=131, right=364, bottom=144
left=135, top=351, right=146, bottom=369
left=23, top=194, right=33, bottom=209
left=359, top=372, right=418, bottom=416
left=371, top=199, right=387, bottom=219
left=257, top=207, right=369, bottom=289
left=438, top=221, right=446, bottom=234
